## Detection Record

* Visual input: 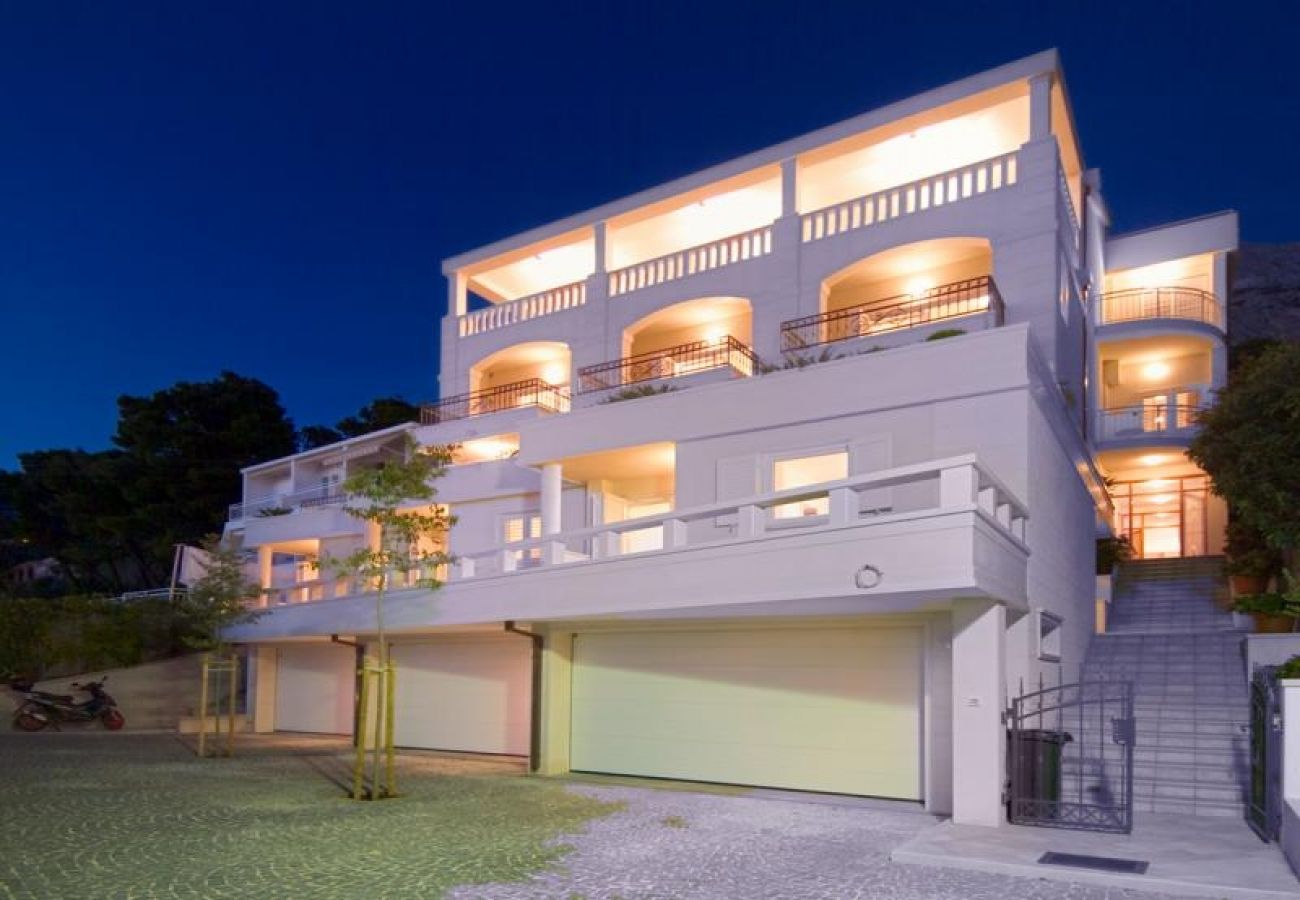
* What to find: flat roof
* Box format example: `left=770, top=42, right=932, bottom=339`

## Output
left=442, top=49, right=1063, bottom=275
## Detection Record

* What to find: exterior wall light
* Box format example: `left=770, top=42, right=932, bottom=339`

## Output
left=854, top=564, right=883, bottom=590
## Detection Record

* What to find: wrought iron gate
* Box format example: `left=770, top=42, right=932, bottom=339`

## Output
left=1247, top=668, right=1282, bottom=841
left=1007, top=681, right=1135, bottom=834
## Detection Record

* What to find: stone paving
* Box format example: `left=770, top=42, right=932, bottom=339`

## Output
left=0, top=733, right=1198, bottom=899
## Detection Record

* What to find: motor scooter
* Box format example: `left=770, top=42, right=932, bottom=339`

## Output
left=10, top=676, right=125, bottom=731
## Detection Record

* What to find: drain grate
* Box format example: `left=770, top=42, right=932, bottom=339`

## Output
left=1038, top=852, right=1149, bottom=875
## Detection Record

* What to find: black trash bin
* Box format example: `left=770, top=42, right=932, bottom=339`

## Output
left=1007, top=729, right=1073, bottom=814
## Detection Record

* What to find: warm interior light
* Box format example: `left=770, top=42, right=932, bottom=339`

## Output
left=905, top=276, right=935, bottom=297
left=540, top=362, right=568, bottom=385
left=1139, top=454, right=1169, bottom=467
left=703, top=324, right=727, bottom=346
left=1141, top=361, right=1171, bottom=381
left=1149, top=494, right=1174, bottom=505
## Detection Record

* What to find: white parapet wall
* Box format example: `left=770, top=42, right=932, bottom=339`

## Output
left=1280, top=680, right=1300, bottom=876
left=1247, top=635, right=1300, bottom=684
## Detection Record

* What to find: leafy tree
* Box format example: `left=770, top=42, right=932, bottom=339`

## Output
left=322, top=436, right=454, bottom=798
left=112, top=372, right=298, bottom=581
left=180, top=536, right=261, bottom=655
left=1190, top=341, right=1300, bottom=568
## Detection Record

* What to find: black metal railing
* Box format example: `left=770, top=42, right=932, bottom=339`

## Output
left=1097, top=403, right=1204, bottom=439
left=419, top=378, right=569, bottom=425
left=781, top=275, right=1004, bottom=351
left=578, top=335, right=758, bottom=393
left=1100, top=287, right=1220, bottom=328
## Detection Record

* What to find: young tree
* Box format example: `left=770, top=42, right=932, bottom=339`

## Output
left=181, top=536, right=262, bottom=655
left=323, top=436, right=454, bottom=799
left=1190, top=341, right=1300, bottom=569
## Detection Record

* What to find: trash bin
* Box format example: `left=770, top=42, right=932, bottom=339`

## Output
left=1007, top=729, right=1073, bottom=811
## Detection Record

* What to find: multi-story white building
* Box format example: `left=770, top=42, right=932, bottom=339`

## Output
left=225, top=49, right=1236, bottom=828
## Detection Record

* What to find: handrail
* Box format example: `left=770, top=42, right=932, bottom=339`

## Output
left=781, top=276, right=1003, bottom=351
left=578, top=335, right=758, bottom=393
left=801, top=151, right=1018, bottom=243
left=229, top=485, right=347, bottom=521
left=453, top=455, right=1027, bottom=580
left=1099, top=287, right=1221, bottom=328
left=458, top=279, right=587, bottom=337
left=1097, top=402, right=1205, bottom=439
left=608, top=224, right=773, bottom=297
left=419, top=377, right=570, bottom=425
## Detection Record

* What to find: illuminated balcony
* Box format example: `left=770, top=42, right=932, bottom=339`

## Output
left=1096, top=389, right=1206, bottom=445
left=419, top=378, right=569, bottom=425
left=782, top=276, right=1004, bottom=352
left=1099, top=287, right=1222, bottom=329
left=577, top=336, right=758, bottom=396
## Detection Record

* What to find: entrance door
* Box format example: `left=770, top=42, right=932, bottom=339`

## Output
left=569, top=627, right=923, bottom=798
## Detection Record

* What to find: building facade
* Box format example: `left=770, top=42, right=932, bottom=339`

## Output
left=224, top=50, right=1235, bottom=827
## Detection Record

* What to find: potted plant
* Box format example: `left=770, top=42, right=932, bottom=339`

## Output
left=1096, top=536, right=1133, bottom=576
left=1224, top=518, right=1281, bottom=596
left=1233, top=572, right=1300, bottom=634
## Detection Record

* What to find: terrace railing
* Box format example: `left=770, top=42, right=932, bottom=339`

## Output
left=229, top=485, right=347, bottom=521
left=1096, top=400, right=1205, bottom=442
left=1099, top=287, right=1221, bottom=329
left=781, top=276, right=1004, bottom=351
left=801, top=152, right=1018, bottom=244
left=608, top=224, right=773, bottom=297
left=458, top=279, right=587, bottom=338
left=419, top=377, right=569, bottom=425
left=578, top=335, right=758, bottom=393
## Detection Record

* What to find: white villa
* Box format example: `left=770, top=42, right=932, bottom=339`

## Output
left=224, top=49, right=1236, bottom=828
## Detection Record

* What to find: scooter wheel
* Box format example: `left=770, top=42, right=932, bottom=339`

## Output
left=14, top=713, right=46, bottom=732
left=101, top=709, right=125, bottom=731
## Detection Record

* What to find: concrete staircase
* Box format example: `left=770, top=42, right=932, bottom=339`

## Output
left=1076, top=556, right=1251, bottom=817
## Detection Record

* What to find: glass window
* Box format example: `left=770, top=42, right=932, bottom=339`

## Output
left=772, top=451, right=848, bottom=519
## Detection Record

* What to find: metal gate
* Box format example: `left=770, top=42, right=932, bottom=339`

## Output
left=1247, top=668, right=1282, bottom=841
left=1007, top=681, right=1135, bottom=834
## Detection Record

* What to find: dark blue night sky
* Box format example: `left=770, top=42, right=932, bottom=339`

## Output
left=2, top=0, right=1296, bottom=467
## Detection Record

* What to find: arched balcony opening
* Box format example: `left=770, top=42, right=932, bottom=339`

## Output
left=423, top=342, right=571, bottom=424
left=580, top=298, right=755, bottom=394
left=783, top=237, right=1001, bottom=352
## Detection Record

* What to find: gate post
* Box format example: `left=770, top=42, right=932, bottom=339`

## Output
left=1281, top=680, right=1300, bottom=800
left=951, top=598, right=1007, bottom=827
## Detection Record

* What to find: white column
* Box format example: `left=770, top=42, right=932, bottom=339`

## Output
left=257, top=546, right=273, bottom=591
left=541, top=462, right=563, bottom=536
left=252, top=646, right=278, bottom=733
left=593, top=222, right=607, bottom=275
left=1281, top=680, right=1300, bottom=800
left=1028, top=73, right=1052, bottom=141
left=951, top=598, right=1007, bottom=827
left=780, top=157, right=798, bottom=217
left=449, top=271, right=468, bottom=317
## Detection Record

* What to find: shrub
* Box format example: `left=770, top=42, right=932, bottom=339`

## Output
left=600, top=384, right=679, bottom=404
left=1096, top=536, right=1133, bottom=575
left=925, top=329, right=966, bottom=341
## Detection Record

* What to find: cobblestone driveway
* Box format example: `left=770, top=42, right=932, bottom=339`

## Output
left=0, top=734, right=1193, bottom=899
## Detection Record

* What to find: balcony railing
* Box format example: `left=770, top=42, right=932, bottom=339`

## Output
left=608, top=224, right=773, bottom=298
left=257, top=565, right=446, bottom=607
left=1096, top=399, right=1205, bottom=442
left=1099, top=287, right=1221, bottom=329
left=801, top=152, right=1018, bottom=244
left=419, top=378, right=570, bottom=425
left=458, top=279, right=587, bottom=338
left=781, top=276, right=1004, bottom=351
left=451, top=455, right=1027, bottom=580
left=229, top=485, right=347, bottom=521
left=578, top=335, right=758, bottom=393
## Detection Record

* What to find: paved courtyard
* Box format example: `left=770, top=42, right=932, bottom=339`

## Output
left=0, top=733, right=1198, bottom=899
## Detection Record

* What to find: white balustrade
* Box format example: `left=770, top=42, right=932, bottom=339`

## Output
left=229, top=485, right=348, bottom=521
left=453, top=455, right=1028, bottom=581
left=801, top=152, right=1019, bottom=244
left=458, top=279, right=587, bottom=338
left=608, top=225, right=773, bottom=297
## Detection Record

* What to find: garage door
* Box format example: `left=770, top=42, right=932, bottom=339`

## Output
left=275, top=643, right=356, bottom=735
left=391, top=636, right=531, bottom=755
left=571, top=627, right=922, bottom=798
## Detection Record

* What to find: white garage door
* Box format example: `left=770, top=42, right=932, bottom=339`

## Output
left=571, top=627, right=923, bottom=798
left=391, top=636, right=531, bottom=756
left=275, top=643, right=356, bottom=735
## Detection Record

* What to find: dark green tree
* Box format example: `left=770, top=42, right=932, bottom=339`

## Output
left=1189, top=341, right=1300, bottom=569
left=297, top=396, right=419, bottom=451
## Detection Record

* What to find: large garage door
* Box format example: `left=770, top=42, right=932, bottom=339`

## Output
left=391, top=636, right=530, bottom=756
left=571, top=627, right=922, bottom=798
left=275, top=643, right=356, bottom=735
